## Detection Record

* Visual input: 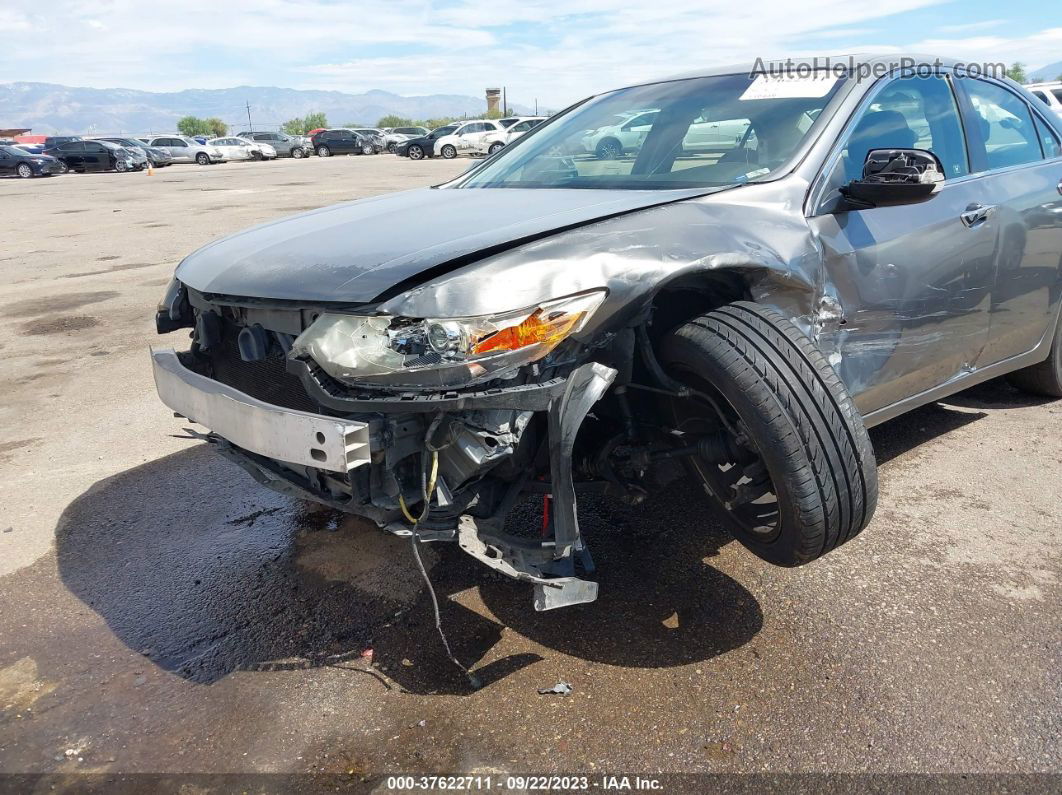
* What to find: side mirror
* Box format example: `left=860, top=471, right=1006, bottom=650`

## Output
left=840, top=148, right=944, bottom=209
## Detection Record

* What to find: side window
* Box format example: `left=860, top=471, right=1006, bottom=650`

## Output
left=1033, top=115, right=1061, bottom=158
left=840, top=74, right=968, bottom=182
left=962, top=78, right=1042, bottom=170
left=171, top=139, right=188, bottom=147
left=1031, top=91, right=1050, bottom=106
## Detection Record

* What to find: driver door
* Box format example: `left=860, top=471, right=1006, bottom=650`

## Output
left=808, top=73, right=996, bottom=415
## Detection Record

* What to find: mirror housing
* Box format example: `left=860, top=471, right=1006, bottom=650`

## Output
left=840, top=148, right=944, bottom=209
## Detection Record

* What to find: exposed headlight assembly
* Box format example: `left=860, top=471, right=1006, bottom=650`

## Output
left=292, top=290, right=606, bottom=389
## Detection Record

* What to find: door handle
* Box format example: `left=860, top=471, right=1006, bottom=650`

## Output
left=960, top=203, right=996, bottom=227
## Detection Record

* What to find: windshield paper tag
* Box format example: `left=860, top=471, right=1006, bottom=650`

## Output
left=740, top=74, right=838, bottom=100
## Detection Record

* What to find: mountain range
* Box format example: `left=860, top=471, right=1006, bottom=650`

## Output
left=1029, top=61, right=1062, bottom=82
left=0, top=82, right=535, bottom=135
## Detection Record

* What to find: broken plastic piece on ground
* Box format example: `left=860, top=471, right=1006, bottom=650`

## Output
left=537, top=681, right=573, bottom=696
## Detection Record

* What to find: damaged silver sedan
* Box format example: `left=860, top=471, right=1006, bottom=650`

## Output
left=153, top=56, right=1062, bottom=611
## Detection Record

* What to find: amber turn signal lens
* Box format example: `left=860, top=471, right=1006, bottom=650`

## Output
left=471, top=309, right=585, bottom=355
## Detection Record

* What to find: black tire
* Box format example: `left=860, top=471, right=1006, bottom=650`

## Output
left=17, top=163, right=34, bottom=178
left=292, top=147, right=305, bottom=159
left=660, top=301, right=878, bottom=566
left=316, top=145, right=331, bottom=157
left=1006, top=311, right=1062, bottom=397
left=440, top=144, right=457, bottom=159
left=195, top=152, right=210, bottom=165
left=361, top=143, right=375, bottom=155
left=387, top=142, right=397, bottom=154
left=407, top=145, right=425, bottom=160
left=115, top=159, right=129, bottom=172
left=596, top=138, right=622, bottom=160
left=488, top=141, right=504, bottom=155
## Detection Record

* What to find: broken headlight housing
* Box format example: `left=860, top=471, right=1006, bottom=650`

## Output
left=292, top=290, right=606, bottom=389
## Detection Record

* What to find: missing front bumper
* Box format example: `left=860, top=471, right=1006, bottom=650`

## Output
left=151, top=347, right=371, bottom=473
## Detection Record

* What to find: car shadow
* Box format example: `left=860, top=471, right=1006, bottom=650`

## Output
left=55, top=446, right=761, bottom=695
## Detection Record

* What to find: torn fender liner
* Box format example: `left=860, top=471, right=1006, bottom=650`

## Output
left=457, top=517, right=599, bottom=611
left=173, top=187, right=715, bottom=303
left=455, top=362, right=617, bottom=611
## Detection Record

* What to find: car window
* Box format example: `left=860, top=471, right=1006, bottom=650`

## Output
left=460, top=72, right=846, bottom=189
left=85, top=142, right=105, bottom=152
left=1033, top=115, right=1061, bottom=158
left=1053, top=89, right=1062, bottom=104
left=511, top=121, right=532, bottom=133
left=65, top=142, right=85, bottom=152
left=963, top=78, right=1042, bottom=170
left=1031, top=91, right=1051, bottom=105
left=839, top=74, right=968, bottom=183
left=172, top=139, right=188, bottom=147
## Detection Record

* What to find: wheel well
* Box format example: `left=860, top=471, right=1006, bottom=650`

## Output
left=648, top=272, right=751, bottom=340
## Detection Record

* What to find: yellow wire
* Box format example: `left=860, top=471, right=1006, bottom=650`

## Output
left=399, top=450, right=439, bottom=526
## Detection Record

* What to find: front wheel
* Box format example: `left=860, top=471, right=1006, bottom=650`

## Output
left=292, top=147, right=306, bottom=159
left=361, top=143, right=374, bottom=155
left=195, top=152, right=210, bottom=165
left=17, top=163, right=34, bottom=178
left=660, top=301, right=878, bottom=566
left=387, top=142, right=397, bottom=154
left=407, top=145, right=424, bottom=160
left=440, top=144, right=457, bottom=159
left=316, top=145, right=331, bottom=157
left=487, top=141, right=504, bottom=155
left=595, top=138, right=622, bottom=160
left=115, top=159, right=129, bottom=172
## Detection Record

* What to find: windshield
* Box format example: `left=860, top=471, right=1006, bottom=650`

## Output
left=0, top=145, right=24, bottom=155
left=457, top=72, right=845, bottom=189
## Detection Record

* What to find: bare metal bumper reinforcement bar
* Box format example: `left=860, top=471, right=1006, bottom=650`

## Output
left=151, top=347, right=371, bottom=473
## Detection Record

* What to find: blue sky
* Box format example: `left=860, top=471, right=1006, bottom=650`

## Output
left=0, top=0, right=1058, bottom=107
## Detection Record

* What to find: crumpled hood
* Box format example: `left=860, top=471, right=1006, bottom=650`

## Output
left=174, top=186, right=713, bottom=303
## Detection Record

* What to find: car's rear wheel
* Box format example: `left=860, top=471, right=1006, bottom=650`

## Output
left=195, top=152, right=210, bottom=165
left=17, top=163, right=33, bottom=178
left=292, top=147, right=306, bottom=159
left=407, top=145, right=425, bottom=160
left=488, top=141, right=504, bottom=155
left=1007, top=311, right=1062, bottom=397
left=659, top=301, right=878, bottom=566
left=316, top=145, right=331, bottom=157
left=440, top=144, right=457, bottom=159
left=596, top=138, right=622, bottom=160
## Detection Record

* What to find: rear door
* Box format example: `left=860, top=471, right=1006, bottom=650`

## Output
left=83, top=141, right=108, bottom=171
left=954, top=76, right=1062, bottom=365
left=808, top=72, right=996, bottom=414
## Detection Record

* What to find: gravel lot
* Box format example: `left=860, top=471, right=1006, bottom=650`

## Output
left=0, top=157, right=1059, bottom=785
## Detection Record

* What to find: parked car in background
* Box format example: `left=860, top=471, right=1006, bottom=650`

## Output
left=431, top=119, right=506, bottom=158
left=382, top=126, right=430, bottom=153
left=310, top=129, right=376, bottom=157
left=13, top=144, right=46, bottom=156
left=150, top=56, right=1062, bottom=613
left=208, top=137, right=275, bottom=161
left=479, top=116, right=545, bottom=154
left=394, top=125, right=458, bottom=159
left=95, top=137, right=174, bottom=167
left=1028, top=82, right=1062, bottom=118
left=352, top=129, right=387, bottom=152
left=43, top=136, right=81, bottom=150
left=0, top=144, right=63, bottom=178
left=145, top=136, right=225, bottom=165
left=236, top=131, right=309, bottom=158
left=497, top=117, right=522, bottom=128
left=43, top=139, right=138, bottom=173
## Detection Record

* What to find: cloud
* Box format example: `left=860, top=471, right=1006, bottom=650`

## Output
left=0, top=0, right=1054, bottom=106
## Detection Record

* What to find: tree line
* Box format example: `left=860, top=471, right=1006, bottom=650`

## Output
left=278, top=108, right=515, bottom=136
